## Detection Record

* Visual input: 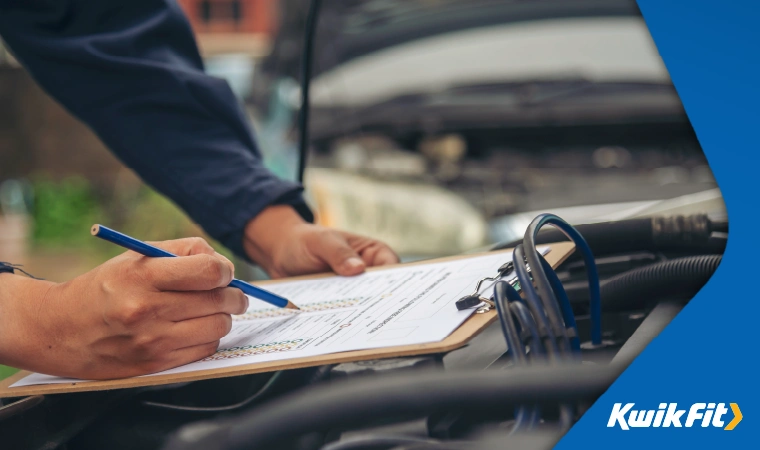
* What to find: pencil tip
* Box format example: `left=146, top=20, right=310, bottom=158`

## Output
left=285, top=301, right=301, bottom=310
left=91, top=224, right=100, bottom=236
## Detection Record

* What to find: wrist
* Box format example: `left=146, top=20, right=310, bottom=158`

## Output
left=243, top=205, right=307, bottom=272
left=0, top=273, right=56, bottom=370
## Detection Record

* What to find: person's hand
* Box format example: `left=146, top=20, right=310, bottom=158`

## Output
left=243, top=205, right=399, bottom=278
left=0, top=238, right=247, bottom=380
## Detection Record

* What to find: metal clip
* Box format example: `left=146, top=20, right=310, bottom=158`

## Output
left=475, top=297, right=495, bottom=314
left=454, top=258, right=531, bottom=312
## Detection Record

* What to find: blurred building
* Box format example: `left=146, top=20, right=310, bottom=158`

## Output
left=176, top=0, right=278, bottom=57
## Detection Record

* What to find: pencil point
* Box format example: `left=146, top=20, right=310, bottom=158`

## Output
left=91, top=224, right=100, bottom=236
left=285, top=301, right=301, bottom=310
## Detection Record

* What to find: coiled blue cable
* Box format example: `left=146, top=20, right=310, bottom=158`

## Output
left=538, top=253, right=580, bottom=353
left=513, top=244, right=561, bottom=357
left=493, top=281, right=539, bottom=431
left=509, top=300, right=545, bottom=358
left=524, top=214, right=602, bottom=346
left=505, top=288, right=544, bottom=430
left=493, top=281, right=527, bottom=365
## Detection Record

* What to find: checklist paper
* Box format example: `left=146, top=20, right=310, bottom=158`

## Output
left=13, top=247, right=549, bottom=387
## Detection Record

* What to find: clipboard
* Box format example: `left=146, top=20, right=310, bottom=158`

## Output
left=0, top=242, right=574, bottom=398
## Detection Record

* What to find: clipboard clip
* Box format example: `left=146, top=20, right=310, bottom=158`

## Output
left=455, top=261, right=530, bottom=313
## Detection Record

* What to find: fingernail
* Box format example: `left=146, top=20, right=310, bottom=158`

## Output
left=344, top=257, right=365, bottom=271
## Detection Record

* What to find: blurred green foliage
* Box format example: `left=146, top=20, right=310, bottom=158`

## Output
left=31, top=176, right=103, bottom=248
left=30, top=176, right=233, bottom=261
left=0, top=365, right=18, bottom=381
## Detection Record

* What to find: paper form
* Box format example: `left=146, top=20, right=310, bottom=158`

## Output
left=13, top=247, right=549, bottom=387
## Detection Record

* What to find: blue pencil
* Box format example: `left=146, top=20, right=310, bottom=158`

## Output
left=91, top=224, right=300, bottom=310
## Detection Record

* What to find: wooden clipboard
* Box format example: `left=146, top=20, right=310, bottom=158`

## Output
left=0, top=242, right=574, bottom=398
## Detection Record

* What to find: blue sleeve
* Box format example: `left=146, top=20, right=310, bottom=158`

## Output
left=0, top=0, right=313, bottom=259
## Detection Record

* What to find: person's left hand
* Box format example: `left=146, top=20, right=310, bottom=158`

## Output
left=243, top=205, right=399, bottom=278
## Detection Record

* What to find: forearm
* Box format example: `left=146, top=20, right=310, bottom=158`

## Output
left=0, top=273, right=56, bottom=371
left=0, top=0, right=311, bottom=259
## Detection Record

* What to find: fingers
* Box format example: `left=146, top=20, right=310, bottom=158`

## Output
left=343, top=233, right=400, bottom=267
left=166, top=340, right=221, bottom=368
left=312, top=231, right=367, bottom=276
left=139, top=252, right=235, bottom=291
left=373, top=246, right=400, bottom=265
left=167, top=313, right=233, bottom=348
left=125, top=340, right=220, bottom=377
left=148, top=237, right=216, bottom=256
left=158, top=288, right=248, bottom=321
left=358, top=242, right=400, bottom=267
left=305, top=229, right=398, bottom=276
left=136, top=237, right=236, bottom=291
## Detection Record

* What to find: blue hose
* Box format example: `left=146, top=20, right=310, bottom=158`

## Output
left=524, top=214, right=602, bottom=346
left=493, top=281, right=527, bottom=365
left=509, top=300, right=545, bottom=358
left=513, top=244, right=561, bottom=357
left=538, top=254, right=580, bottom=353
left=494, top=281, right=539, bottom=431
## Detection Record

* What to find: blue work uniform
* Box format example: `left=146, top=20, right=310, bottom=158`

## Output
left=0, top=0, right=312, bottom=259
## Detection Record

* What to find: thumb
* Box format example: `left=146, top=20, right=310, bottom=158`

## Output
left=314, top=232, right=366, bottom=276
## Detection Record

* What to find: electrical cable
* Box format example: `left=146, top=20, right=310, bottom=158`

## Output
left=558, top=404, right=574, bottom=433
left=297, top=0, right=322, bottom=182
left=142, top=371, right=284, bottom=413
left=513, top=244, right=560, bottom=358
left=518, top=244, right=571, bottom=354
left=321, top=435, right=440, bottom=450
left=163, top=366, right=618, bottom=450
left=523, top=214, right=602, bottom=346
left=512, top=216, right=594, bottom=429
left=537, top=253, right=580, bottom=352
left=508, top=300, right=544, bottom=359
left=513, top=251, right=577, bottom=429
left=512, top=406, right=534, bottom=434
left=493, top=281, right=526, bottom=365
left=493, top=281, right=534, bottom=432
left=388, top=443, right=483, bottom=450
left=501, top=282, right=543, bottom=428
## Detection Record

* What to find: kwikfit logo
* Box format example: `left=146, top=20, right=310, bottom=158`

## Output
left=607, top=403, right=742, bottom=430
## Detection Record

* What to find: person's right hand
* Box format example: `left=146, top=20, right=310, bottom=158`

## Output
left=0, top=238, right=247, bottom=380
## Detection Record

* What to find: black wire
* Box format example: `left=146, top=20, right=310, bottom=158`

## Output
left=537, top=253, right=580, bottom=353
left=502, top=282, right=546, bottom=430
left=522, top=218, right=578, bottom=353
left=493, top=281, right=526, bottom=365
left=493, top=281, right=534, bottom=432
left=513, top=245, right=560, bottom=358
left=559, top=404, right=574, bottom=433
left=142, top=371, right=284, bottom=412
left=222, top=368, right=613, bottom=449
left=509, top=300, right=544, bottom=360
left=0, top=261, right=42, bottom=279
left=297, top=0, right=323, bottom=183
left=321, top=436, right=440, bottom=450
left=163, top=366, right=619, bottom=450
